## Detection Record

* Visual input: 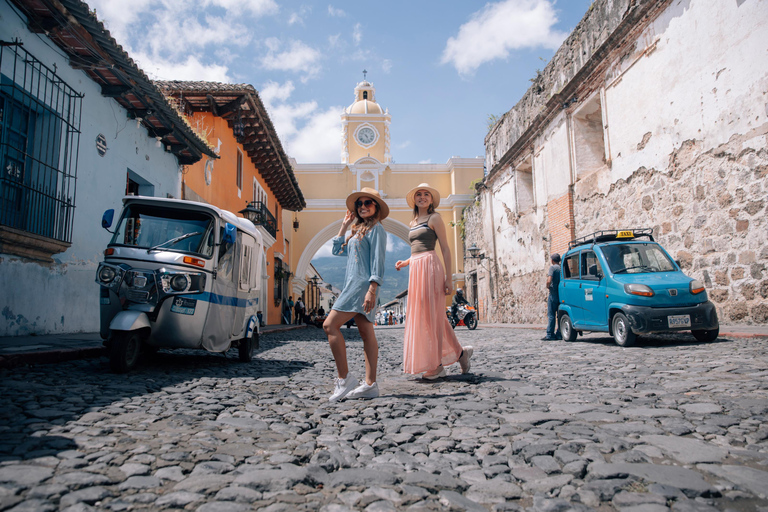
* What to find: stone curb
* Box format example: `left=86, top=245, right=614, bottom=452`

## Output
left=0, top=325, right=308, bottom=370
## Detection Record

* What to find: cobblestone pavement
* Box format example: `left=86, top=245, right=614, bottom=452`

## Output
left=1, top=327, right=767, bottom=512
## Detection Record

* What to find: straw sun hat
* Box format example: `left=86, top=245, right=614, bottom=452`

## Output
left=406, top=183, right=440, bottom=209
left=345, top=187, right=390, bottom=220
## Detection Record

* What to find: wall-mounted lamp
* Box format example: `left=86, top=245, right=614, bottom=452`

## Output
left=239, top=201, right=260, bottom=223
left=466, top=243, right=485, bottom=260
left=293, top=213, right=299, bottom=232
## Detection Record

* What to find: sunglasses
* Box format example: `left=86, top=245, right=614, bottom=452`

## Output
left=355, top=199, right=376, bottom=209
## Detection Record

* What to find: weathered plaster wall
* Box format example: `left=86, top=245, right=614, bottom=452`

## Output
left=470, top=0, right=768, bottom=326
left=0, top=4, right=183, bottom=336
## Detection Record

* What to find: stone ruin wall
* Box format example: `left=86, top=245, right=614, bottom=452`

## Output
left=574, top=132, right=768, bottom=325
left=485, top=0, right=633, bottom=170
left=463, top=186, right=550, bottom=325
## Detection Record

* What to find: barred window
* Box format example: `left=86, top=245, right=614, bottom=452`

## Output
left=0, top=41, right=82, bottom=245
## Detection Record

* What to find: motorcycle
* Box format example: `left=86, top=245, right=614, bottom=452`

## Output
left=447, top=304, right=478, bottom=330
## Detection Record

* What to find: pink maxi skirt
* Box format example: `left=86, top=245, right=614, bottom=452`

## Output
left=403, top=251, right=462, bottom=374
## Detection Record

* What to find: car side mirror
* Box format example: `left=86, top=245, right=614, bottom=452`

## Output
left=222, top=223, right=236, bottom=245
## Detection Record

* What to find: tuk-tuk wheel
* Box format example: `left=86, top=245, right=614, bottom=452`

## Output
left=239, top=331, right=259, bottom=362
left=109, top=331, right=142, bottom=373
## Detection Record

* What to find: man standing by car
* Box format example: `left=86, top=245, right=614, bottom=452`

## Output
left=543, top=253, right=562, bottom=340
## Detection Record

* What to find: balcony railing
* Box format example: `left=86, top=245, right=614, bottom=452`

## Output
left=239, top=201, right=277, bottom=238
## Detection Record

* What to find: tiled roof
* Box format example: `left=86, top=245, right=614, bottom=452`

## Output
left=9, top=0, right=217, bottom=165
left=156, top=80, right=305, bottom=211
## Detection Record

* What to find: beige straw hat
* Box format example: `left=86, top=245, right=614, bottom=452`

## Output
left=406, top=183, right=440, bottom=209
left=345, top=187, right=390, bottom=220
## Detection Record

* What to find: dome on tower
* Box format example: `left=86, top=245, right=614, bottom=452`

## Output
left=347, top=80, right=383, bottom=114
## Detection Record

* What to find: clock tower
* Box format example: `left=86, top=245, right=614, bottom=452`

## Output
left=341, top=80, right=391, bottom=164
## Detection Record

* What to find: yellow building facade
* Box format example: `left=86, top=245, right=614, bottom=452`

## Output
left=288, top=80, right=484, bottom=301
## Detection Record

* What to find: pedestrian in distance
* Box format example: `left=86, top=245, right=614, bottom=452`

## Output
left=396, top=183, right=473, bottom=380
left=323, top=188, right=389, bottom=401
left=542, top=253, right=563, bottom=340
left=295, top=297, right=305, bottom=324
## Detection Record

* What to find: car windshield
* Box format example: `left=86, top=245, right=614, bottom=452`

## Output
left=602, top=243, right=675, bottom=274
left=111, top=204, right=215, bottom=257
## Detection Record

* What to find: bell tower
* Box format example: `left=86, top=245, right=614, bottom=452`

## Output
left=341, top=76, right=391, bottom=164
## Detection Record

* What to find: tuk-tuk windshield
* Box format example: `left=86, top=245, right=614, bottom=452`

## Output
left=602, top=243, right=676, bottom=274
left=111, top=204, right=215, bottom=257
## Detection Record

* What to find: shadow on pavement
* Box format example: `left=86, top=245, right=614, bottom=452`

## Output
left=0, top=338, right=313, bottom=461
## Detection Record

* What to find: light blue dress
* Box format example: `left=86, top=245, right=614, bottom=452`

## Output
left=331, top=222, right=387, bottom=324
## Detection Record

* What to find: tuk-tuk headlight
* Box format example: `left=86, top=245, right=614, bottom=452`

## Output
left=160, top=272, right=205, bottom=294
left=170, top=274, right=189, bottom=292
left=625, top=283, right=654, bottom=297
left=690, top=279, right=705, bottom=295
left=98, top=266, right=116, bottom=283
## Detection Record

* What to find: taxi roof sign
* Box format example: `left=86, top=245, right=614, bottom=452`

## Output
left=568, top=228, right=654, bottom=249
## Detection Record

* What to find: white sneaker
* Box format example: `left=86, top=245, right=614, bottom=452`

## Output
left=422, top=366, right=446, bottom=380
left=329, top=374, right=358, bottom=402
left=459, top=346, right=474, bottom=374
left=346, top=381, right=379, bottom=399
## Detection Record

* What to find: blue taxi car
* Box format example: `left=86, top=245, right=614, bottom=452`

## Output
left=557, top=229, right=719, bottom=347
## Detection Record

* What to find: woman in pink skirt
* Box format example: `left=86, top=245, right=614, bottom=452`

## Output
left=396, top=183, right=473, bottom=379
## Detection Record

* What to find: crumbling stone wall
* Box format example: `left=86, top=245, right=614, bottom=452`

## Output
left=464, top=185, right=550, bottom=325
left=575, top=132, right=768, bottom=324
left=485, top=0, right=636, bottom=171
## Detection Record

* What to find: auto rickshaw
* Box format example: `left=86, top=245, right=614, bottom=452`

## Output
left=97, top=197, right=264, bottom=372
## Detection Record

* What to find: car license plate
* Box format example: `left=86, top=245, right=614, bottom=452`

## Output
left=668, top=314, right=691, bottom=327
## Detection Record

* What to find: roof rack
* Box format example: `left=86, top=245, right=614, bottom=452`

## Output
left=568, top=228, right=654, bottom=249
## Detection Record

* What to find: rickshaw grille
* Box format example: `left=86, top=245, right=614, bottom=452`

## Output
left=126, top=290, right=150, bottom=303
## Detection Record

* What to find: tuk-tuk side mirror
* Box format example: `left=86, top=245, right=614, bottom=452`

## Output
left=102, top=209, right=115, bottom=232
left=222, top=223, right=236, bottom=245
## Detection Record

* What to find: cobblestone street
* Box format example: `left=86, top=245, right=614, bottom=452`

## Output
left=1, top=326, right=767, bottom=512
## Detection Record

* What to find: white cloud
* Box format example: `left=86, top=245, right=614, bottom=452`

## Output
left=352, top=23, right=363, bottom=45
left=204, top=0, right=278, bottom=16
left=287, top=5, right=311, bottom=25
left=314, top=240, right=334, bottom=258
left=381, top=59, right=392, bottom=74
left=286, top=107, right=343, bottom=162
left=133, top=52, right=230, bottom=82
left=259, top=80, right=343, bottom=163
left=328, top=5, right=346, bottom=17
left=260, top=80, right=296, bottom=105
left=328, top=34, right=342, bottom=48
left=441, top=0, right=568, bottom=76
left=261, top=38, right=323, bottom=79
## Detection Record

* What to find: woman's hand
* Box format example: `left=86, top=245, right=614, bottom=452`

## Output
left=341, top=210, right=355, bottom=229
left=363, top=288, right=376, bottom=313
left=444, top=276, right=452, bottom=295
left=395, top=259, right=410, bottom=271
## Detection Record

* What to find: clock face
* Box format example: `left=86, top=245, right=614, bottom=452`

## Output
left=356, top=126, right=376, bottom=145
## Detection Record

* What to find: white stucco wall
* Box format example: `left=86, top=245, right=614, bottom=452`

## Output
left=605, top=0, right=768, bottom=184
left=1, top=4, right=184, bottom=335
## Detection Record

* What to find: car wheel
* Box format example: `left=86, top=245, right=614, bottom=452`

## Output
left=559, top=314, right=577, bottom=342
left=239, top=331, right=259, bottom=362
left=109, top=331, right=142, bottom=373
left=612, top=312, right=637, bottom=347
left=692, top=328, right=718, bottom=342
left=466, top=315, right=478, bottom=330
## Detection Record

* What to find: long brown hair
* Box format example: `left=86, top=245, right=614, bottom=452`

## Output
left=347, top=198, right=382, bottom=243
left=410, top=203, right=436, bottom=227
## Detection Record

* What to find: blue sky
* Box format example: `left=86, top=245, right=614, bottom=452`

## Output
left=88, top=0, right=593, bottom=165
